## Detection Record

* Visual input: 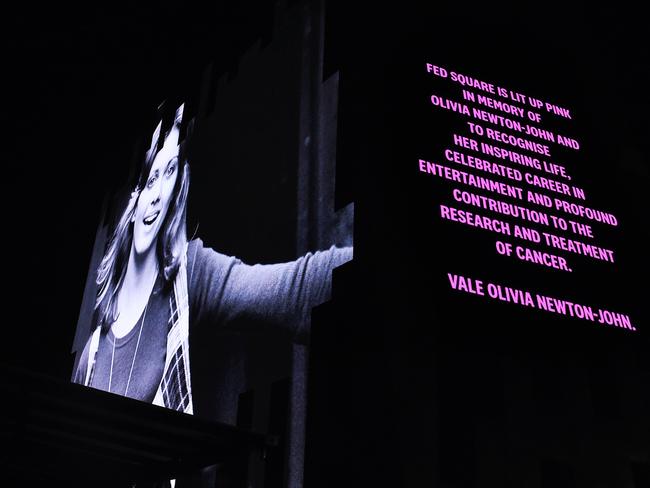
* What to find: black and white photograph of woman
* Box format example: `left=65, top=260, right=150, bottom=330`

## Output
left=72, top=103, right=353, bottom=415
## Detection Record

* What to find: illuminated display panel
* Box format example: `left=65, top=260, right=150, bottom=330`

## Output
left=302, top=8, right=649, bottom=486
left=417, top=61, right=636, bottom=331
left=71, top=38, right=353, bottom=419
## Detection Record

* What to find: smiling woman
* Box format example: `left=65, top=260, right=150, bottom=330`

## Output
left=72, top=104, right=353, bottom=414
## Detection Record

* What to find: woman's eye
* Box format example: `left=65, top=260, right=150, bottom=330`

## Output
left=166, top=162, right=177, bottom=177
left=147, top=175, right=157, bottom=188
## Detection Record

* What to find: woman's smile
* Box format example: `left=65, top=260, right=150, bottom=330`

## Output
left=143, top=210, right=160, bottom=226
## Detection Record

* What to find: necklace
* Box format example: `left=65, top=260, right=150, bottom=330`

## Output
left=108, top=302, right=149, bottom=397
left=108, top=269, right=157, bottom=397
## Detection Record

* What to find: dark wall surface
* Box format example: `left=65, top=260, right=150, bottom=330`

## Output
left=306, top=3, right=649, bottom=487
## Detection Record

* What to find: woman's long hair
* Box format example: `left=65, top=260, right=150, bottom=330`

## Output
left=95, top=106, right=190, bottom=331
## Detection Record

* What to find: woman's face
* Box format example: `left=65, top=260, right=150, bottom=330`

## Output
left=132, top=128, right=180, bottom=257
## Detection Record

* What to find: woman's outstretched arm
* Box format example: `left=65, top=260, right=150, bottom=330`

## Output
left=188, top=239, right=352, bottom=342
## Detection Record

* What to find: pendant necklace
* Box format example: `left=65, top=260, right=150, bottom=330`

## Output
left=108, top=302, right=149, bottom=397
left=108, top=270, right=156, bottom=397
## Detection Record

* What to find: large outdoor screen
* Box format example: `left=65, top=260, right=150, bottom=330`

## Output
left=70, top=17, right=355, bottom=423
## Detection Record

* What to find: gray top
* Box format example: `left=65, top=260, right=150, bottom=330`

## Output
left=73, top=239, right=353, bottom=402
